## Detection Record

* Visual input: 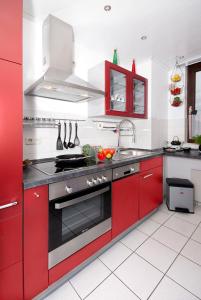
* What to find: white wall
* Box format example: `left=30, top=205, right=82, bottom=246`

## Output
left=151, top=59, right=168, bottom=148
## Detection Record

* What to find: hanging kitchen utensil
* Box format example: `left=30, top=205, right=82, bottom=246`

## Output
left=67, top=121, right=75, bottom=148
left=56, top=121, right=63, bottom=150
left=63, top=122, right=68, bottom=149
left=74, top=122, right=80, bottom=146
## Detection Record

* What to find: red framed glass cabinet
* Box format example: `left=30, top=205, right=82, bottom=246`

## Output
left=105, top=61, right=148, bottom=118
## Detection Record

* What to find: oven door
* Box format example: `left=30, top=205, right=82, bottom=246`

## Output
left=48, top=183, right=111, bottom=269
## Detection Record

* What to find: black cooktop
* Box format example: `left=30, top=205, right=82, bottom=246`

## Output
left=32, top=159, right=97, bottom=175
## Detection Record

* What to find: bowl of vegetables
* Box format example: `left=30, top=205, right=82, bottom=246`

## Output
left=97, top=147, right=116, bottom=162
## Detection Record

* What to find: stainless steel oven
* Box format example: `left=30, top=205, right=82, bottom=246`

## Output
left=48, top=170, right=112, bottom=269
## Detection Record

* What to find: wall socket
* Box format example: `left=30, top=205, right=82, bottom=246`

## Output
left=25, top=137, right=41, bottom=145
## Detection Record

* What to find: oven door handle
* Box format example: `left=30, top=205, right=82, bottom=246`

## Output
left=54, top=186, right=110, bottom=210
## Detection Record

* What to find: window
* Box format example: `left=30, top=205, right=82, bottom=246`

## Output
left=187, top=62, right=201, bottom=142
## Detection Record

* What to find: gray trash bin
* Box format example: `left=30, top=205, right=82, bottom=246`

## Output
left=166, top=178, right=194, bottom=213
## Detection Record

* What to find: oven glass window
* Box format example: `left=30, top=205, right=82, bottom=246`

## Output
left=49, top=184, right=111, bottom=252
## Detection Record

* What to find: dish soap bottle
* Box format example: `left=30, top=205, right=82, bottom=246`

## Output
left=113, top=49, right=118, bottom=65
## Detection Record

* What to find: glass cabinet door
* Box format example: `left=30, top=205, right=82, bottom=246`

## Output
left=131, top=75, right=147, bottom=118
left=110, top=70, right=127, bottom=112
left=105, top=61, right=130, bottom=116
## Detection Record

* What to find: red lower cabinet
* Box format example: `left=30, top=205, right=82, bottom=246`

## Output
left=0, top=204, right=23, bottom=300
left=112, top=174, right=140, bottom=238
left=0, top=262, right=23, bottom=300
left=49, top=231, right=111, bottom=284
left=24, top=185, right=49, bottom=300
left=139, top=165, right=163, bottom=219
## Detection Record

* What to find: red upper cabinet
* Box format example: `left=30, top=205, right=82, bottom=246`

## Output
left=0, top=60, right=22, bottom=206
left=105, top=61, right=148, bottom=118
left=105, top=61, right=131, bottom=117
left=130, top=73, right=148, bottom=118
left=0, top=0, right=22, bottom=64
left=88, top=60, right=148, bottom=119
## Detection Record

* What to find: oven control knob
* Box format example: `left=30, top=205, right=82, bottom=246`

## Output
left=97, top=177, right=103, bottom=184
left=102, top=176, right=108, bottom=182
left=87, top=180, right=94, bottom=187
left=130, top=167, right=135, bottom=172
left=92, top=178, right=98, bottom=185
left=65, top=186, right=73, bottom=194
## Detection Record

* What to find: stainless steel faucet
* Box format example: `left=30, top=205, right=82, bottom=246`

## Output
left=117, top=119, right=136, bottom=153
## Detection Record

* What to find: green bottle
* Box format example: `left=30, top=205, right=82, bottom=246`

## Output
left=113, top=49, right=118, bottom=65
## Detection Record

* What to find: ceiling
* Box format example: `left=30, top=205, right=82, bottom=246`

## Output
left=23, top=0, right=201, bottom=70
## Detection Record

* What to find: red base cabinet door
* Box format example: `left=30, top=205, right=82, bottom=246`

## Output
left=24, top=185, right=49, bottom=300
left=0, top=262, right=23, bottom=300
left=139, top=165, right=163, bottom=219
left=112, top=174, right=140, bottom=238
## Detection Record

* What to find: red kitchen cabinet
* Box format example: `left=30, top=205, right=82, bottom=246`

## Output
left=49, top=230, right=111, bottom=284
left=0, top=262, right=23, bottom=300
left=24, top=185, right=49, bottom=300
left=105, top=61, right=131, bottom=117
left=105, top=61, right=148, bottom=118
left=130, top=73, right=148, bottom=118
left=139, top=162, right=163, bottom=219
left=0, top=59, right=23, bottom=299
left=112, top=174, right=140, bottom=238
left=0, top=0, right=22, bottom=64
left=0, top=60, right=22, bottom=206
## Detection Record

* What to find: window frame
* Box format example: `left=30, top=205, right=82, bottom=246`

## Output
left=187, top=62, right=201, bottom=142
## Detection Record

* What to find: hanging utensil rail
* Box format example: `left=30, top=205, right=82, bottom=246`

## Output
left=23, top=116, right=86, bottom=128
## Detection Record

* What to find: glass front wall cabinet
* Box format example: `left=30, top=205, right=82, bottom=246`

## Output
left=130, top=74, right=148, bottom=118
left=105, top=61, right=130, bottom=116
left=105, top=61, right=148, bottom=118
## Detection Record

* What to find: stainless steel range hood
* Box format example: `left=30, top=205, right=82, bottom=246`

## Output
left=24, top=15, right=104, bottom=102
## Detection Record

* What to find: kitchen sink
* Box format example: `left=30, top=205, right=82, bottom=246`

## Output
left=113, top=148, right=151, bottom=160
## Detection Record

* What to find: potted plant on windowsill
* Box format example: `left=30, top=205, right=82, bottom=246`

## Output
left=193, top=135, right=201, bottom=153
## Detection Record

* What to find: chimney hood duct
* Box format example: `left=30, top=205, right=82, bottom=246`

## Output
left=24, top=15, right=104, bottom=102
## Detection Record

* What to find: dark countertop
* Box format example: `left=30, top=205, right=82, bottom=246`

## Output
left=164, top=149, right=201, bottom=160
left=23, top=150, right=163, bottom=190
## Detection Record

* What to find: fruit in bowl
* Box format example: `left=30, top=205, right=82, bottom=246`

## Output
left=97, top=147, right=116, bottom=161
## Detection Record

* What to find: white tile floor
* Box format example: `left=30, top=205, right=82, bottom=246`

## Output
left=44, top=203, right=201, bottom=300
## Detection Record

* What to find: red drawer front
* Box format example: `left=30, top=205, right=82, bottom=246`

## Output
left=140, top=156, right=163, bottom=172
left=49, top=230, right=111, bottom=285
left=0, top=262, right=23, bottom=300
left=0, top=204, right=22, bottom=271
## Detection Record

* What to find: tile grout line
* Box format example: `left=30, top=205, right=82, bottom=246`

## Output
left=146, top=214, right=201, bottom=300
left=69, top=281, right=82, bottom=300
left=82, top=273, right=112, bottom=300
left=97, top=257, right=142, bottom=299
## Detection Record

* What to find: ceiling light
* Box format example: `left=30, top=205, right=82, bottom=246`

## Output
left=141, top=35, right=147, bottom=40
left=104, top=5, right=111, bottom=12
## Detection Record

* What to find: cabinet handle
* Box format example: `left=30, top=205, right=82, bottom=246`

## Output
left=0, top=201, right=18, bottom=210
left=143, top=173, right=153, bottom=179
left=34, top=192, right=40, bottom=198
